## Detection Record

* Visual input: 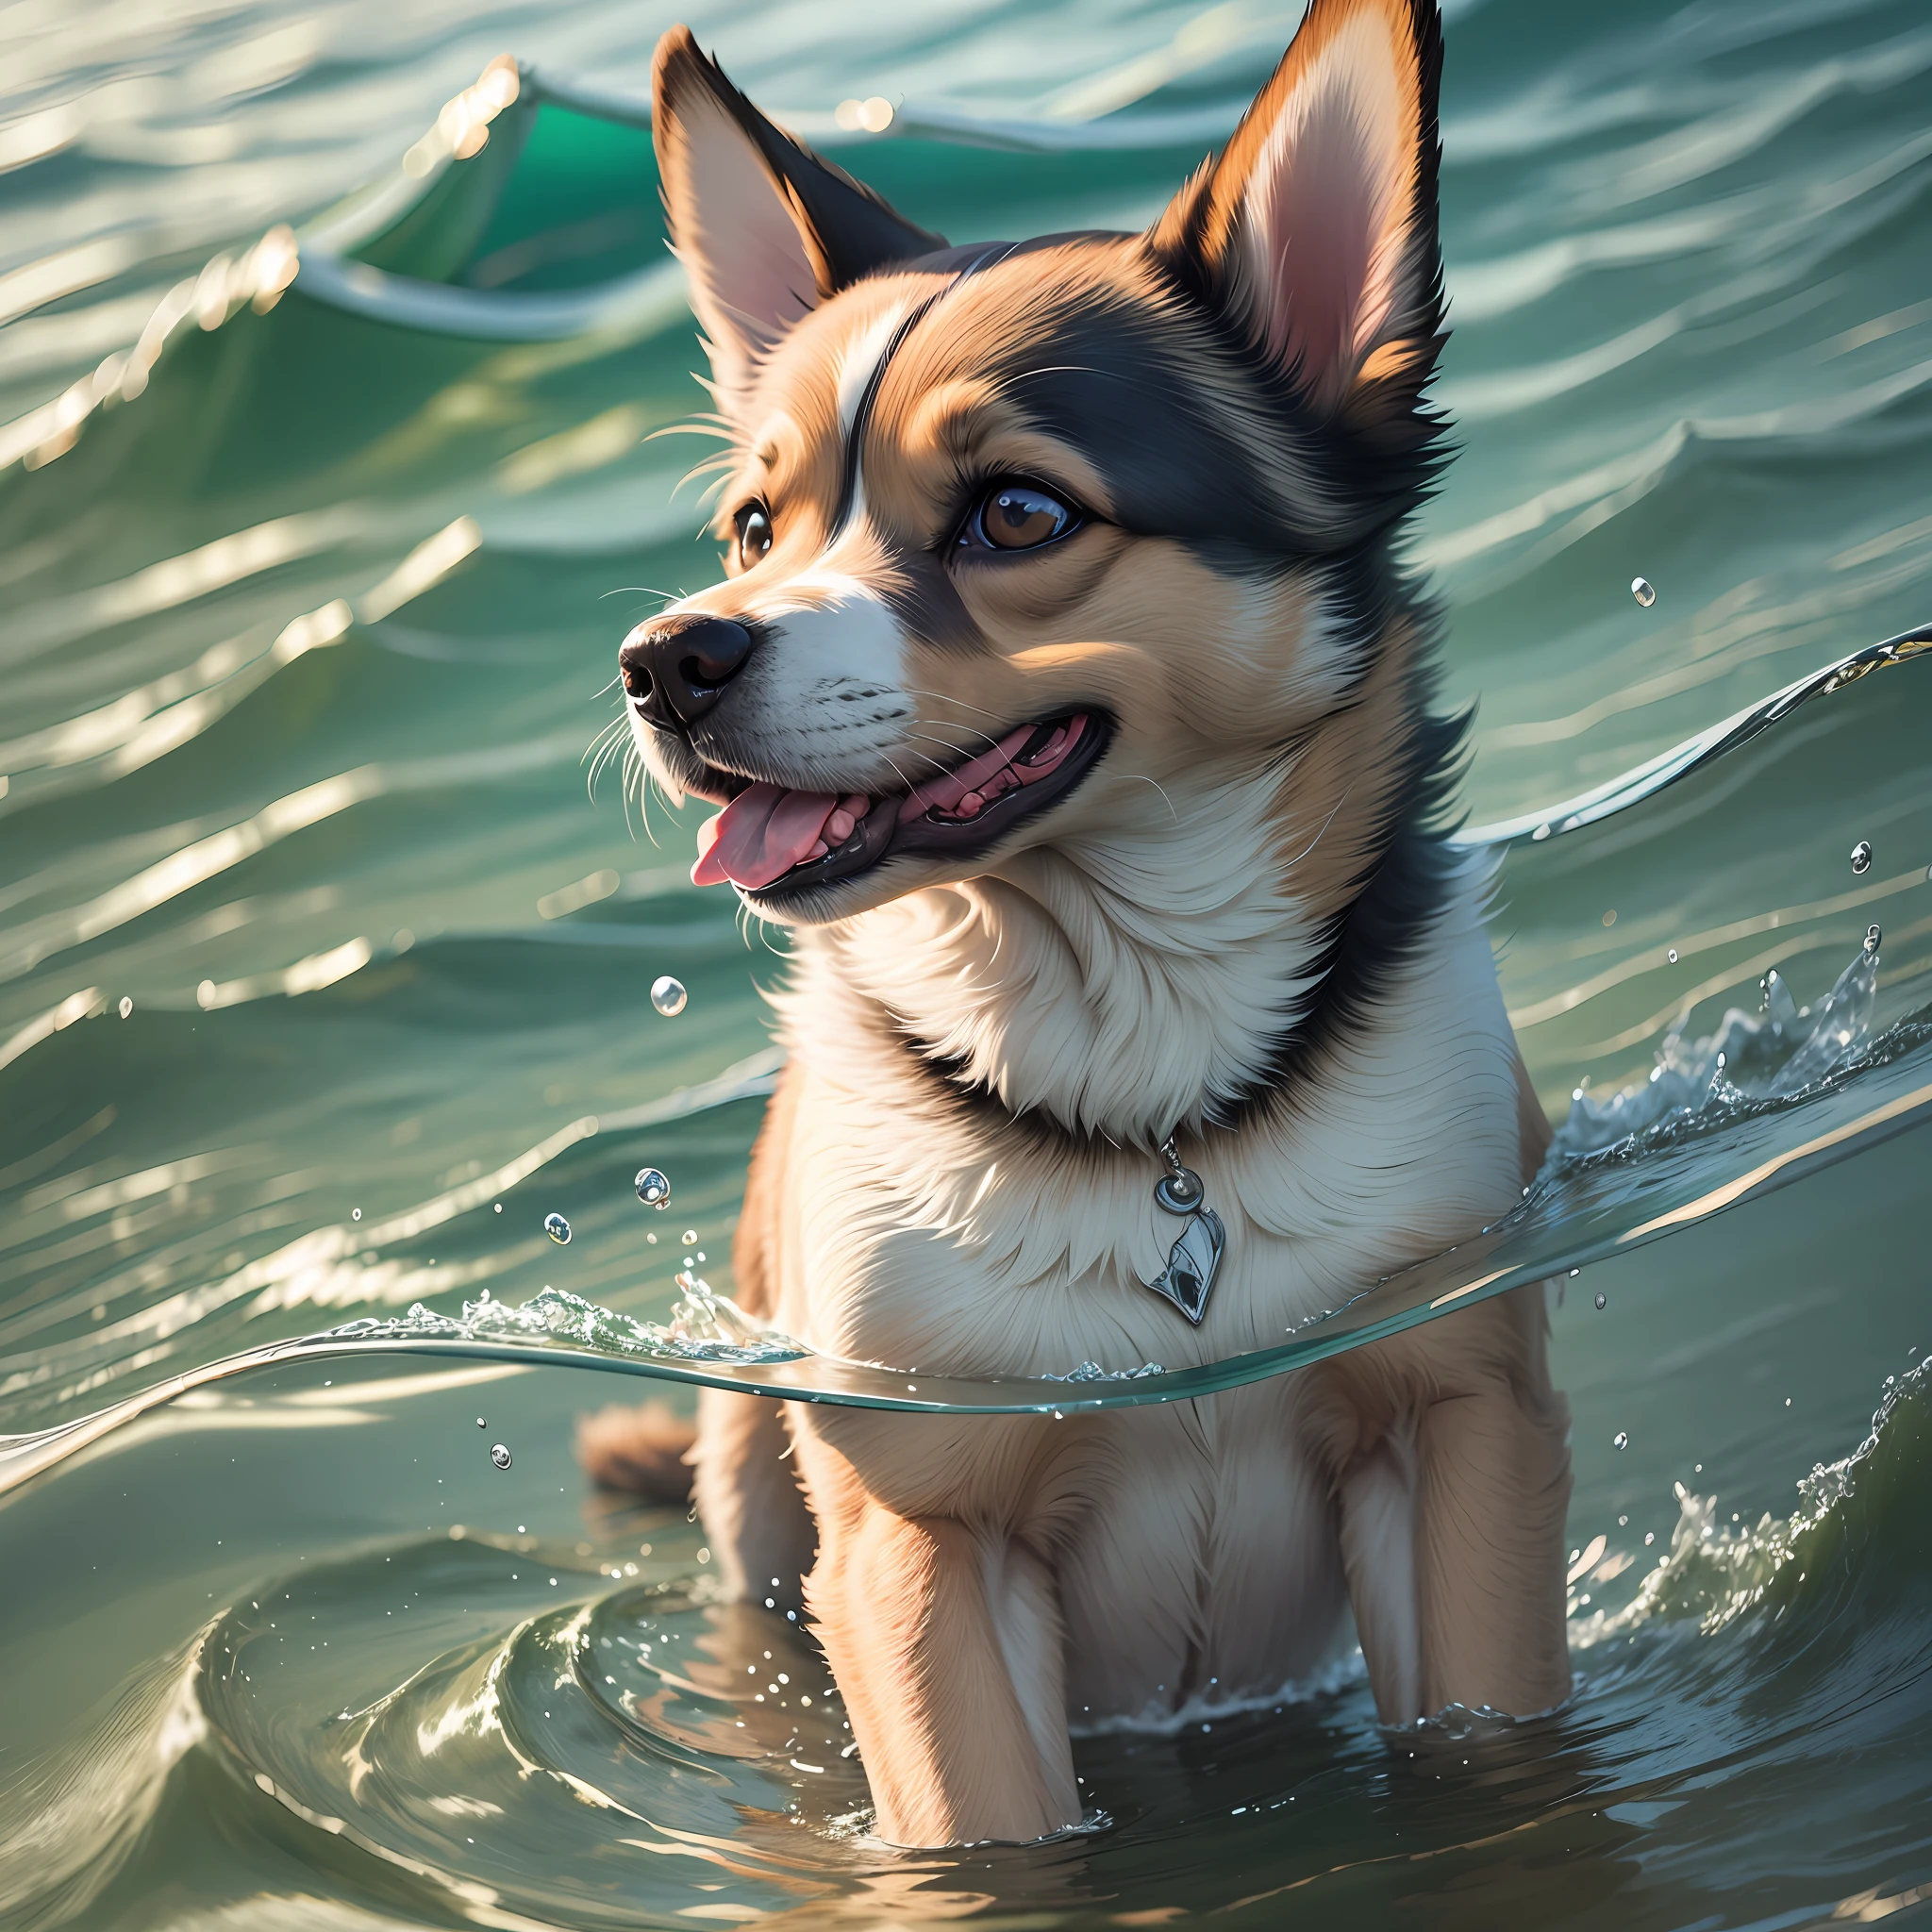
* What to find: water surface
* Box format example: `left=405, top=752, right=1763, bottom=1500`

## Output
left=5, top=0, right=1932, bottom=1924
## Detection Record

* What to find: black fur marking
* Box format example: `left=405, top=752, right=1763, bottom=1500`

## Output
left=832, top=291, right=944, bottom=535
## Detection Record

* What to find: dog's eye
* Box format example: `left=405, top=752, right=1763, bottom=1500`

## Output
left=963, top=482, right=1076, bottom=553
left=734, top=503, right=773, bottom=569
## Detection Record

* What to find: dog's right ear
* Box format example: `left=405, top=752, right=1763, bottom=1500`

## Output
left=653, top=27, right=946, bottom=418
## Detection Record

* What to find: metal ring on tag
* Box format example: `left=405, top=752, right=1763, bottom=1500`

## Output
left=1154, top=1166, right=1204, bottom=1214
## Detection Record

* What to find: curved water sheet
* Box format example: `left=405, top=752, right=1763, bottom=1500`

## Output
left=8, top=960, right=1932, bottom=1499
left=7, top=628, right=1932, bottom=1495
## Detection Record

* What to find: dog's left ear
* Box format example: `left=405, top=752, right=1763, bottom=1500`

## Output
left=1150, top=0, right=1443, bottom=432
left=653, top=26, right=947, bottom=418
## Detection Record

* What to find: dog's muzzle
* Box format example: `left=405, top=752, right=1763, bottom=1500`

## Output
left=620, top=613, right=756, bottom=733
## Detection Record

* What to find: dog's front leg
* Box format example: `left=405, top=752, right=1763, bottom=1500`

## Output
left=1412, top=1364, right=1573, bottom=1720
left=808, top=1504, right=1081, bottom=1847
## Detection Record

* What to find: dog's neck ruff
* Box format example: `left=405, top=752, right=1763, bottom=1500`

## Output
left=816, top=766, right=1349, bottom=1146
left=826, top=810, right=1463, bottom=1158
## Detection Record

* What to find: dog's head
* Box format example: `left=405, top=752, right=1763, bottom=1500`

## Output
left=625, top=0, right=1447, bottom=925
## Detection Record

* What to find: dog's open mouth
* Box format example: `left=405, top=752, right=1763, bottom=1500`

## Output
left=689, top=711, right=1108, bottom=898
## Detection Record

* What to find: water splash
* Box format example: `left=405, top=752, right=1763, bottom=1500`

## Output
left=1552, top=936, right=1882, bottom=1159
left=1044, top=1360, right=1167, bottom=1382
left=325, top=1279, right=808, bottom=1366
left=1575, top=1357, right=1931, bottom=1646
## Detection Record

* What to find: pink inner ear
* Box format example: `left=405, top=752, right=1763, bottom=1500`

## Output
left=666, top=90, right=820, bottom=411
left=1241, top=20, right=1407, bottom=408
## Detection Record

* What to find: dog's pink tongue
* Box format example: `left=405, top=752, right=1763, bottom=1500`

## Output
left=691, top=782, right=840, bottom=889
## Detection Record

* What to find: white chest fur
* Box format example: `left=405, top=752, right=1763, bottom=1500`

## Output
left=770, top=852, right=1524, bottom=1382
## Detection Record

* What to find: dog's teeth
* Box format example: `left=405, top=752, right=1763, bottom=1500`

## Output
left=958, top=791, right=985, bottom=818
left=826, top=809, right=855, bottom=844
left=840, top=792, right=871, bottom=819
left=805, top=839, right=828, bottom=860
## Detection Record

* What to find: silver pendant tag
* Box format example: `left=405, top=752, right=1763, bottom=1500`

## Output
left=1141, top=1139, right=1224, bottom=1325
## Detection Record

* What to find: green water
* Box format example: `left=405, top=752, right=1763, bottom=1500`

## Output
left=5, top=0, right=1932, bottom=1924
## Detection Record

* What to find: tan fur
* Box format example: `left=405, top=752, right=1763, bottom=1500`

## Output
left=585, top=0, right=1574, bottom=1846
left=575, top=1401, right=694, bottom=1504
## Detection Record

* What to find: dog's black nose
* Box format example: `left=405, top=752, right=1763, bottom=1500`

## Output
left=619, top=614, right=755, bottom=731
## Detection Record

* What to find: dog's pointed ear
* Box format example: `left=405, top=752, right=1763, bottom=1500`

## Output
left=1150, top=0, right=1443, bottom=430
left=653, top=27, right=947, bottom=417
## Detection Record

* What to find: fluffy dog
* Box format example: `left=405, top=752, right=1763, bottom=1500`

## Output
left=580, top=0, right=1571, bottom=1848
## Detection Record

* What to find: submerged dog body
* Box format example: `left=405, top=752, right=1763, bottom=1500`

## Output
left=589, top=0, right=1572, bottom=1846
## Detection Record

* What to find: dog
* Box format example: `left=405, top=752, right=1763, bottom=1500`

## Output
left=578, top=0, right=1571, bottom=1848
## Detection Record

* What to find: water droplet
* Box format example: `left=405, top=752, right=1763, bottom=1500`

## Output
left=491, top=1443, right=511, bottom=1470
left=351, top=1208, right=361, bottom=1222
left=118, top=995, right=133, bottom=1018
left=1631, top=576, right=1656, bottom=608
left=544, top=1212, right=571, bottom=1244
left=1851, top=840, right=1873, bottom=874
left=493, top=1202, right=502, bottom=1212
left=1531, top=824, right=1551, bottom=841
left=651, top=975, right=688, bottom=1018
left=1595, top=1293, right=1607, bottom=1310
left=680, top=1229, right=697, bottom=1247
left=1865, top=924, right=1882, bottom=953
left=1612, top=1430, right=1628, bottom=1450
left=634, top=1168, right=670, bottom=1208
left=1644, top=1531, right=1655, bottom=1545
left=1667, top=949, right=1678, bottom=963
left=646, top=1232, right=658, bottom=1244
left=475, top=1417, right=486, bottom=1427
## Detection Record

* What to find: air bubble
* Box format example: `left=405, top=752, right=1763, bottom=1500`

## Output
left=651, top=975, right=688, bottom=1018
left=544, top=1213, right=571, bottom=1244
left=1595, top=1293, right=1607, bottom=1310
left=1612, top=1430, right=1628, bottom=1450
left=634, top=1168, right=670, bottom=1208
left=1631, top=576, right=1656, bottom=608
left=1851, top=840, right=1873, bottom=874
left=491, top=1443, right=512, bottom=1470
